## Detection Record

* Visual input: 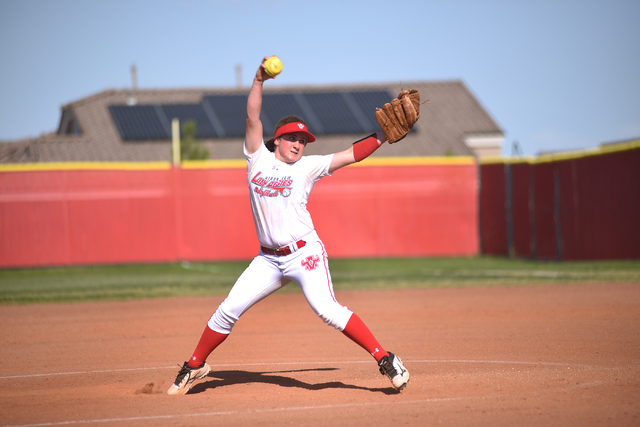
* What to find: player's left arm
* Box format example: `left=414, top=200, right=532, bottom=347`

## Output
left=328, top=132, right=387, bottom=174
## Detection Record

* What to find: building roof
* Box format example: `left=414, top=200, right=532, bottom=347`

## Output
left=0, top=80, right=503, bottom=163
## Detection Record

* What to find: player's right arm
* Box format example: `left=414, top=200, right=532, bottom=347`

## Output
left=245, top=59, right=274, bottom=155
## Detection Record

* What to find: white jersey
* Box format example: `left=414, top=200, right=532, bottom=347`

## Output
left=244, top=141, right=333, bottom=249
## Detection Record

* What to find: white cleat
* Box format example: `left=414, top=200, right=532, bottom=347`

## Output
left=167, top=362, right=211, bottom=395
left=378, top=352, right=409, bottom=390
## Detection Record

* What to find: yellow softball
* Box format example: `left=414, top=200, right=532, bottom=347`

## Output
left=264, top=56, right=283, bottom=77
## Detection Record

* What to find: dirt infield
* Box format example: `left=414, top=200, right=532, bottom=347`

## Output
left=1, top=283, right=639, bottom=426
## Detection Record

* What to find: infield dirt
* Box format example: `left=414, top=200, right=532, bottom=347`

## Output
left=1, top=283, right=639, bottom=426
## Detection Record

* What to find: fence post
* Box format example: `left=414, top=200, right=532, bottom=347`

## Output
left=171, top=118, right=183, bottom=261
left=172, top=118, right=180, bottom=166
left=505, top=163, right=515, bottom=258
left=529, top=164, right=537, bottom=260
left=554, top=166, right=563, bottom=261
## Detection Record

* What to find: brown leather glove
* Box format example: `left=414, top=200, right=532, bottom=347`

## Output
left=375, top=89, right=426, bottom=144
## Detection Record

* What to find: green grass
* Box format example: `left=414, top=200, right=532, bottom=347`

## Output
left=1, top=256, right=638, bottom=305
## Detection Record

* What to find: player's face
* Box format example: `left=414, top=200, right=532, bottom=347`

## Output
left=274, top=132, right=308, bottom=163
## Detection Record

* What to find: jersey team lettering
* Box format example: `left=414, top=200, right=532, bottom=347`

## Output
left=251, top=172, right=293, bottom=197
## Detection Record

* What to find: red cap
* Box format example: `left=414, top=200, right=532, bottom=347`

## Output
left=274, top=122, right=316, bottom=143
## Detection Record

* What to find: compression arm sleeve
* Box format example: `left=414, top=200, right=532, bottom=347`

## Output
left=352, top=133, right=381, bottom=162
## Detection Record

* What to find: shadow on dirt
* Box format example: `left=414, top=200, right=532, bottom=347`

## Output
left=189, top=367, right=399, bottom=395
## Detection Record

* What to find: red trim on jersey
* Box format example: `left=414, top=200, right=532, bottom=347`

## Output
left=318, top=239, right=337, bottom=303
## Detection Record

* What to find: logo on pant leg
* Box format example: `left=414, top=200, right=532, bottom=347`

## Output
left=301, top=255, right=320, bottom=271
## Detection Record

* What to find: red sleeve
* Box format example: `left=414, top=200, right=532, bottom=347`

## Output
left=352, top=134, right=381, bottom=162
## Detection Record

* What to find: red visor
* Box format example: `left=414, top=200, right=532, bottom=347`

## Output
left=274, top=122, right=316, bottom=143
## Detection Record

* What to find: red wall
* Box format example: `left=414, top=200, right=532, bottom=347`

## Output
left=480, top=144, right=640, bottom=260
left=558, top=148, right=640, bottom=260
left=532, top=162, right=558, bottom=260
left=0, top=168, right=178, bottom=267
left=311, top=163, right=478, bottom=258
left=0, top=160, right=478, bottom=268
left=479, top=163, right=507, bottom=256
left=510, top=162, right=532, bottom=258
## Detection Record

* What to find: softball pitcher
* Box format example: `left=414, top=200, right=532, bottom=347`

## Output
left=168, top=57, right=420, bottom=395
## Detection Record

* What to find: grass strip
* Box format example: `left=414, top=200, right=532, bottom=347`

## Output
left=0, top=256, right=638, bottom=305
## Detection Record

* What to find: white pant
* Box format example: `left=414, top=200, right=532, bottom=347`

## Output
left=208, top=231, right=353, bottom=334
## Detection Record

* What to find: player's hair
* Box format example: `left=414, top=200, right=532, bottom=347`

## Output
left=265, top=115, right=307, bottom=152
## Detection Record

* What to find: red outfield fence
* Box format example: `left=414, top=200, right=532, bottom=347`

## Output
left=0, top=158, right=478, bottom=268
left=3, top=140, right=638, bottom=269
left=480, top=140, right=640, bottom=261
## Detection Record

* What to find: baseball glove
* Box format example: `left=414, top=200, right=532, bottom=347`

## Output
left=375, top=89, right=428, bottom=144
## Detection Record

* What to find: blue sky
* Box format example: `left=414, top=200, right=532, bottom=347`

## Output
left=1, top=0, right=638, bottom=156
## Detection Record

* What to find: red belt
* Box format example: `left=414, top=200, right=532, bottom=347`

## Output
left=261, top=240, right=306, bottom=256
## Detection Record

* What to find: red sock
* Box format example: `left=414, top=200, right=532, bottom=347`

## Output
left=187, top=326, right=228, bottom=368
left=341, top=314, right=389, bottom=362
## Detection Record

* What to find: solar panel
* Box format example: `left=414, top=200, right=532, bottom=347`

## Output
left=349, top=90, right=395, bottom=130
left=303, top=92, right=364, bottom=134
left=350, top=90, right=394, bottom=110
left=109, top=89, right=398, bottom=141
left=109, top=105, right=168, bottom=140
left=162, top=104, right=218, bottom=138
left=261, top=94, right=307, bottom=132
left=203, top=95, right=247, bottom=137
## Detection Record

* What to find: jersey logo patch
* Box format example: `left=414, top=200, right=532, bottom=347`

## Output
left=251, top=171, right=293, bottom=198
left=301, top=255, right=320, bottom=271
